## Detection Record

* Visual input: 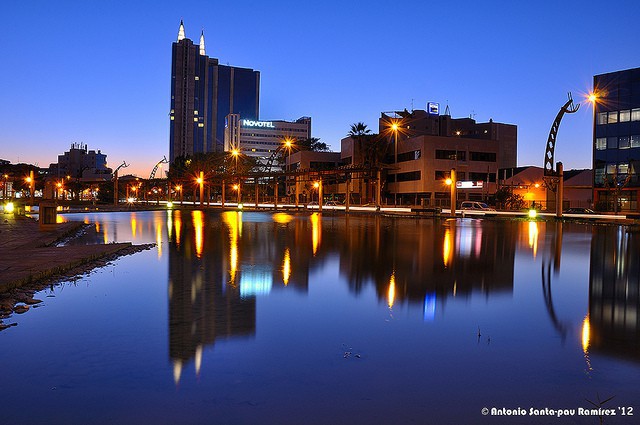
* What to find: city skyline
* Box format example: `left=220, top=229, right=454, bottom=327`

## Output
left=2, top=0, right=638, bottom=176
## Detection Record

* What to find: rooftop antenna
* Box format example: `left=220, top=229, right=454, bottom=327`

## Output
left=444, top=101, right=451, bottom=116
left=411, top=99, right=414, bottom=112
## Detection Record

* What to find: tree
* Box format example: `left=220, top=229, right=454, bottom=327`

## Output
left=297, top=137, right=330, bottom=152
left=347, top=122, right=372, bottom=138
left=493, top=187, right=525, bottom=210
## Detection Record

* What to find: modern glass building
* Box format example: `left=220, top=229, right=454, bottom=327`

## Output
left=593, top=67, right=640, bottom=211
left=169, top=21, right=260, bottom=162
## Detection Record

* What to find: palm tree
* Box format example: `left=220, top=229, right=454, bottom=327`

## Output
left=347, top=122, right=371, bottom=138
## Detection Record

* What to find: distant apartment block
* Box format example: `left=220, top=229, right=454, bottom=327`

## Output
left=48, top=143, right=112, bottom=181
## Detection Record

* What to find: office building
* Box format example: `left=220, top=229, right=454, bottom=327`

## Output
left=224, top=114, right=311, bottom=167
left=593, top=67, right=640, bottom=211
left=169, top=20, right=260, bottom=162
left=341, top=107, right=517, bottom=205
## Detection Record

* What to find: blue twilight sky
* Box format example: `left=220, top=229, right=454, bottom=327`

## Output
left=1, top=0, right=638, bottom=176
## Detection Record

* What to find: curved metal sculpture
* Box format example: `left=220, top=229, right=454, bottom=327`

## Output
left=543, top=93, right=580, bottom=186
left=149, top=156, right=168, bottom=180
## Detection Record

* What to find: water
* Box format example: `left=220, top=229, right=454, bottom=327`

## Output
left=1, top=210, right=639, bottom=424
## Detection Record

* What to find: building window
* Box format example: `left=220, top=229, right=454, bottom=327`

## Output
left=608, top=111, right=618, bottom=124
left=631, top=135, right=640, bottom=148
left=620, top=110, right=631, bottom=122
left=619, top=136, right=630, bottom=149
left=396, top=171, right=421, bottom=182
left=435, top=170, right=447, bottom=180
left=436, top=150, right=465, bottom=161
left=397, top=150, right=421, bottom=162
left=632, top=108, right=640, bottom=121
left=607, top=137, right=618, bottom=149
left=619, top=163, right=629, bottom=174
left=469, top=151, right=497, bottom=162
left=597, top=112, right=608, bottom=125
left=469, top=172, right=496, bottom=182
left=595, top=167, right=605, bottom=185
left=606, top=164, right=616, bottom=174
left=596, top=137, right=607, bottom=150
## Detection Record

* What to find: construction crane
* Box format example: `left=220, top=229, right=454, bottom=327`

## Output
left=149, top=156, right=168, bottom=180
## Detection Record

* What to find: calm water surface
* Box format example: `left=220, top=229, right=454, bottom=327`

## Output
left=1, top=210, right=639, bottom=424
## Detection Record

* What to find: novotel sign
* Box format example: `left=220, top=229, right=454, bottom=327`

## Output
left=242, top=119, right=275, bottom=128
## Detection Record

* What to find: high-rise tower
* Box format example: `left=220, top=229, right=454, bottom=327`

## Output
left=169, top=20, right=260, bottom=162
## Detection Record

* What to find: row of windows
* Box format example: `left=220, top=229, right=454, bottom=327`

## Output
left=435, top=150, right=465, bottom=161
left=241, top=140, right=280, bottom=146
left=240, top=132, right=308, bottom=138
left=595, top=135, right=640, bottom=150
left=597, top=108, right=640, bottom=125
left=388, top=171, right=422, bottom=183
left=433, top=150, right=496, bottom=162
left=397, top=150, right=421, bottom=162
left=596, top=163, right=634, bottom=175
left=434, top=171, right=496, bottom=182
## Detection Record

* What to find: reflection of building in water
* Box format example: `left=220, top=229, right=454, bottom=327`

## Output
left=336, top=216, right=517, bottom=306
left=167, top=210, right=322, bottom=383
left=167, top=210, right=256, bottom=384
left=589, top=227, right=640, bottom=361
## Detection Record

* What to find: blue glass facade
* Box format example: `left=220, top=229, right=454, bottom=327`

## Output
left=170, top=31, right=260, bottom=161
left=593, top=67, right=640, bottom=211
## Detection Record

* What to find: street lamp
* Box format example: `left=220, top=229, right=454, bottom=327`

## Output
left=282, top=138, right=295, bottom=201
left=196, top=173, right=204, bottom=207
left=446, top=169, right=456, bottom=217
left=389, top=120, right=401, bottom=206
left=175, top=185, right=183, bottom=204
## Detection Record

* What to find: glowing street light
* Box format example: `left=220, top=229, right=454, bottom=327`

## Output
left=389, top=119, right=402, bottom=206
left=446, top=169, right=456, bottom=217
left=196, top=172, right=204, bottom=207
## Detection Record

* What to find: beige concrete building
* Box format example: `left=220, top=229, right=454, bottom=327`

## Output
left=340, top=109, right=517, bottom=206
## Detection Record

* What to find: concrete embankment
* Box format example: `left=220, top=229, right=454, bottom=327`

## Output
left=0, top=215, right=133, bottom=292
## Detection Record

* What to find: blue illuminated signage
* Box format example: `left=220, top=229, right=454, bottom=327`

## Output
left=427, top=102, right=440, bottom=115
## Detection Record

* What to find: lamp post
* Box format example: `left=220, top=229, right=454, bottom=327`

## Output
left=588, top=91, right=598, bottom=210
left=2, top=174, right=8, bottom=200
left=175, top=185, right=183, bottom=204
left=390, top=121, right=399, bottom=206
left=196, top=172, right=204, bottom=207
left=446, top=168, right=456, bottom=217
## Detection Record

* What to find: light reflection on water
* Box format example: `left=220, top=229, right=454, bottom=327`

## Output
left=1, top=210, right=639, bottom=424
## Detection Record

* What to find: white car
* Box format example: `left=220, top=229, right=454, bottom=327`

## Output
left=460, top=201, right=496, bottom=211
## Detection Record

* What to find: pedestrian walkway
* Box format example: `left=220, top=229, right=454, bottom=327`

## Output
left=0, top=214, right=131, bottom=291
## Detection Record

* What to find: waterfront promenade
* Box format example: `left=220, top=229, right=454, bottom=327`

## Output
left=0, top=215, right=132, bottom=292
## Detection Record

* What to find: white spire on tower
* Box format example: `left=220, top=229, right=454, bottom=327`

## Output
left=199, top=30, right=206, bottom=56
left=177, top=19, right=185, bottom=42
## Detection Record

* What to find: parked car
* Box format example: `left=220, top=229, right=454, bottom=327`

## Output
left=564, top=207, right=595, bottom=214
left=460, top=201, right=496, bottom=211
